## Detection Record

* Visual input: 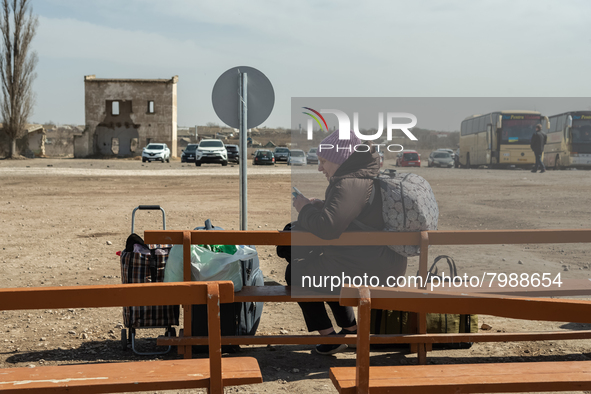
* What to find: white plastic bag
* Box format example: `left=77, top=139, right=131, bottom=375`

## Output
left=164, top=244, right=257, bottom=292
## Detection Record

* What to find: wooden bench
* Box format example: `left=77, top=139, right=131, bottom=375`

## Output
left=331, top=285, right=591, bottom=394
left=146, top=229, right=591, bottom=357
left=0, top=281, right=262, bottom=393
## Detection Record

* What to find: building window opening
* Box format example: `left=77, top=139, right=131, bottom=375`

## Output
left=112, top=101, right=120, bottom=116
left=111, top=138, right=119, bottom=155
left=148, top=101, right=155, bottom=114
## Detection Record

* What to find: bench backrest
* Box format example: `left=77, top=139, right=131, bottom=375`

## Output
left=143, top=228, right=591, bottom=392
left=0, top=281, right=234, bottom=393
left=339, top=286, right=591, bottom=394
left=144, top=229, right=591, bottom=284
left=0, top=282, right=234, bottom=310
left=144, top=229, right=591, bottom=247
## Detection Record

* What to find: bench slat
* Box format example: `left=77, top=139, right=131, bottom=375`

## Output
left=157, top=330, right=591, bottom=347
left=144, top=229, right=591, bottom=247
left=0, top=282, right=234, bottom=311
left=340, top=287, right=591, bottom=324
left=0, top=358, right=262, bottom=393
left=234, top=285, right=342, bottom=302
left=331, top=361, right=591, bottom=394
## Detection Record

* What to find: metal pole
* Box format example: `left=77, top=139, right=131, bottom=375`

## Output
left=239, top=72, right=248, bottom=230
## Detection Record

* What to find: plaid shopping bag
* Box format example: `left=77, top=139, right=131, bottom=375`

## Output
left=120, top=245, right=179, bottom=328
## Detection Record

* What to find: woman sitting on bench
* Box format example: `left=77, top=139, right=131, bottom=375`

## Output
left=287, top=130, right=407, bottom=355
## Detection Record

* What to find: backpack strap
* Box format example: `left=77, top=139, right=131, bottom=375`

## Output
left=368, top=181, right=376, bottom=205
left=351, top=178, right=379, bottom=231
left=398, top=173, right=412, bottom=228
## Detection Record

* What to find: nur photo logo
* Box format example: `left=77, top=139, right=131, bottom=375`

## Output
left=302, top=107, right=419, bottom=152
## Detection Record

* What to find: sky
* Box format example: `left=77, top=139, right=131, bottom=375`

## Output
left=30, top=0, right=591, bottom=130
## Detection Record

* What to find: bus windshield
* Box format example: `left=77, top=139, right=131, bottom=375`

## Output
left=572, top=120, right=591, bottom=143
left=501, top=119, right=539, bottom=144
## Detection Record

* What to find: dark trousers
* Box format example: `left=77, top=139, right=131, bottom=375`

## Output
left=533, top=153, right=546, bottom=172
left=285, top=263, right=356, bottom=332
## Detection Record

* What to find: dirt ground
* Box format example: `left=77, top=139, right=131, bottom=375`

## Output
left=1, top=156, right=591, bottom=394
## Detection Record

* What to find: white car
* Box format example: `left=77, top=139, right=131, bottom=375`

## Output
left=287, top=149, right=307, bottom=166
left=195, top=139, right=228, bottom=166
left=437, top=148, right=455, bottom=160
left=142, top=143, right=170, bottom=163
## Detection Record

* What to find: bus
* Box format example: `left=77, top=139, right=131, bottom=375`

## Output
left=542, top=111, right=591, bottom=169
left=459, top=111, right=548, bottom=168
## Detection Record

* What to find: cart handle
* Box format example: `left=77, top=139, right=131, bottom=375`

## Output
left=132, top=205, right=166, bottom=234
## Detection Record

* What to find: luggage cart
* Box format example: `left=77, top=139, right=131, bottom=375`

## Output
left=120, top=205, right=179, bottom=355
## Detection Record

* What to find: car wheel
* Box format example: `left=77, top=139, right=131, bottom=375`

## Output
left=195, top=161, right=201, bottom=167
left=554, top=155, right=561, bottom=170
left=221, top=161, right=228, bottom=166
left=121, top=329, right=128, bottom=351
left=142, top=158, right=146, bottom=163
left=166, top=158, right=170, bottom=163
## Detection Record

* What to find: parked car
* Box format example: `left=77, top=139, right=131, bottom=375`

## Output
left=142, top=143, right=170, bottom=163
left=437, top=148, right=455, bottom=160
left=195, top=139, right=228, bottom=166
left=253, top=150, right=275, bottom=165
left=287, top=149, right=307, bottom=166
left=273, top=147, right=290, bottom=162
left=180, top=144, right=198, bottom=163
left=307, top=147, right=318, bottom=164
left=225, top=144, right=239, bottom=163
left=395, top=150, right=421, bottom=167
left=428, top=151, right=454, bottom=168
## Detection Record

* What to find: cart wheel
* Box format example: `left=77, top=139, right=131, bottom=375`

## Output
left=166, top=327, right=177, bottom=338
left=121, top=329, right=128, bottom=351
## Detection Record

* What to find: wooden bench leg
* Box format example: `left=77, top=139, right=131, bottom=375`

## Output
left=417, top=231, right=429, bottom=365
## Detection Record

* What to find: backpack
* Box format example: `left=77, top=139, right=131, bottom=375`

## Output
left=354, top=170, right=439, bottom=257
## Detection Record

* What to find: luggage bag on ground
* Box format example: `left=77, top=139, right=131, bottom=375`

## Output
left=371, top=255, right=478, bottom=349
left=120, top=205, right=179, bottom=355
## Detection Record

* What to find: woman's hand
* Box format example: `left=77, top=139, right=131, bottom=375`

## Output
left=308, top=198, right=324, bottom=209
left=293, top=194, right=311, bottom=213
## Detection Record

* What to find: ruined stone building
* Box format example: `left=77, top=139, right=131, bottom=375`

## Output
left=0, top=124, right=45, bottom=158
left=76, top=75, right=178, bottom=158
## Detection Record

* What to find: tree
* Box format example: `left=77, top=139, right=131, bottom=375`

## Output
left=0, top=0, right=37, bottom=158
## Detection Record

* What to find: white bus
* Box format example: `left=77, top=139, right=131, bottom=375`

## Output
left=459, top=111, right=548, bottom=168
left=542, top=111, right=591, bottom=169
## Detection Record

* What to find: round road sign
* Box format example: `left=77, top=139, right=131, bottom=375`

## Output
left=211, top=66, right=275, bottom=129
